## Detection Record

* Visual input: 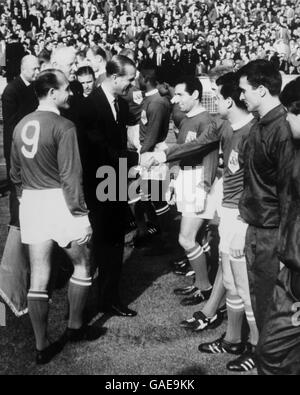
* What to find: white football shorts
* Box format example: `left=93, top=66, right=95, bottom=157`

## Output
left=20, top=189, right=90, bottom=247
left=175, top=168, right=223, bottom=220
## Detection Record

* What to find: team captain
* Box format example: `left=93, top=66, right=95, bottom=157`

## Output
left=10, top=69, right=103, bottom=365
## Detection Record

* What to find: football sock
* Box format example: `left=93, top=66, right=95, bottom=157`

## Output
left=245, top=304, right=259, bottom=346
left=155, top=204, right=171, bottom=236
left=68, top=276, right=92, bottom=330
left=27, top=291, right=50, bottom=351
left=225, top=295, right=244, bottom=344
left=186, top=244, right=211, bottom=291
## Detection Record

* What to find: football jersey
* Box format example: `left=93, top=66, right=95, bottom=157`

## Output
left=10, top=109, right=88, bottom=217
left=221, top=115, right=256, bottom=209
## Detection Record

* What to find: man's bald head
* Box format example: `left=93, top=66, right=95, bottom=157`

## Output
left=20, top=55, right=40, bottom=83
left=51, top=46, right=77, bottom=80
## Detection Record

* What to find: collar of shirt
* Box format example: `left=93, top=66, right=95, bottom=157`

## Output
left=20, top=75, right=30, bottom=87
left=145, top=88, right=159, bottom=97
left=186, top=105, right=206, bottom=118
left=101, top=83, right=117, bottom=120
left=231, top=114, right=254, bottom=131
left=101, top=83, right=116, bottom=106
left=37, top=105, right=60, bottom=115
left=259, top=104, right=286, bottom=126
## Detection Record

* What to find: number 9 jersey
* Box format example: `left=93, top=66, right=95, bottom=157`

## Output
left=10, top=108, right=88, bottom=218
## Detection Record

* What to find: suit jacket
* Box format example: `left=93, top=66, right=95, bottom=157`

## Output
left=5, top=42, right=25, bottom=81
left=81, top=86, right=139, bottom=205
left=2, top=76, right=38, bottom=169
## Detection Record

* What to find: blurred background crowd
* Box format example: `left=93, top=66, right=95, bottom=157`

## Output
left=1, top=0, right=300, bottom=84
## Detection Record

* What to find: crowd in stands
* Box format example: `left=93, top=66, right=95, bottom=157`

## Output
left=1, top=0, right=300, bottom=82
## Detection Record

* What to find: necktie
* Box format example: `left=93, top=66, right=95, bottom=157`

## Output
left=114, top=98, right=120, bottom=123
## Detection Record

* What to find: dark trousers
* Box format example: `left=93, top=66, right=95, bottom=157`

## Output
left=257, top=267, right=300, bottom=375
left=89, top=201, right=127, bottom=309
left=245, top=226, right=280, bottom=332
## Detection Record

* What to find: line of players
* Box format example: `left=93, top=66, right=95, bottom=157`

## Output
left=2, top=48, right=300, bottom=374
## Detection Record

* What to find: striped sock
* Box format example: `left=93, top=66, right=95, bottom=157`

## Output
left=186, top=244, right=211, bottom=290
left=225, top=295, right=244, bottom=344
left=27, top=291, right=50, bottom=351
left=245, top=304, right=259, bottom=346
left=68, top=276, right=92, bottom=330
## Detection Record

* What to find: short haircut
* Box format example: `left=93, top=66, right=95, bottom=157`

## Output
left=280, top=77, right=300, bottom=115
left=76, top=65, right=95, bottom=79
left=237, top=59, right=282, bottom=96
left=88, top=45, right=107, bottom=61
left=34, top=69, right=66, bottom=99
left=140, top=68, right=157, bottom=86
left=176, top=76, right=203, bottom=101
left=106, top=55, right=136, bottom=77
left=216, top=72, right=248, bottom=111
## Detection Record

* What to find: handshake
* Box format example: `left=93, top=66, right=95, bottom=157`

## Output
left=139, top=142, right=168, bottom=169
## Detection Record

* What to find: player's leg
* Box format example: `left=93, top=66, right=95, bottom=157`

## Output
left=198, top=252, right=245, bottom=355
left=227, top=257, right=259, bottom=372
left=27, top=240, right=54, bottom=352
left=63, top=241, right=92, bottom=331
left=179, top=216, right=212, bottom=299
left=222, top=253, right=245, bottom=344
left=180, top=265, right=226, bottom=332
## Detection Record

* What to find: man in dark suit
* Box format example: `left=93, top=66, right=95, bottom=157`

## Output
left=83, top=55, right=139, bottom=317
left=2, top=54, right=39, bottom=226
left=155, top=45, right=170, bottom=83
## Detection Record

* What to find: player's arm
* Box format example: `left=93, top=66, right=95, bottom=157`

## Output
left=57, top=125, right=89, bottom=217
left=165, top=118, right=224, bottom=163
left=140, top=102, right=168, bottom=154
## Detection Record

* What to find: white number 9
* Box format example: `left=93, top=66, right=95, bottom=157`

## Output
left=21, top=120, right=40, bottom=159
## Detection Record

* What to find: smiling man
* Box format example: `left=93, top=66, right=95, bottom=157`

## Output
left=83, top=55, right=139, bottom=318
left=10, top=70, right=103, bottom=365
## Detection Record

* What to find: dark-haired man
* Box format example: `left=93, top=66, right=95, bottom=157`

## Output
left=237, top=59, right=295, bottom=332
left=256, top=77, right=300, bottom=375
left=10, top=70, right=103, bottom=365
left=198, top=72, right=259, bottom=373
left=165, top=77, right=220, bottom=306
left=76, top=66, right=96, bottom=98
left=83, top=55, right=139, bottom=317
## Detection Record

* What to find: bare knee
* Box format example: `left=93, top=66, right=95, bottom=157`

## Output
left=69, top=243, right=91, bottom=278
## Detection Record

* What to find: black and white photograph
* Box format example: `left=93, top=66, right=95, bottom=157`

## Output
left=0, top=0, right=300, bottom=377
